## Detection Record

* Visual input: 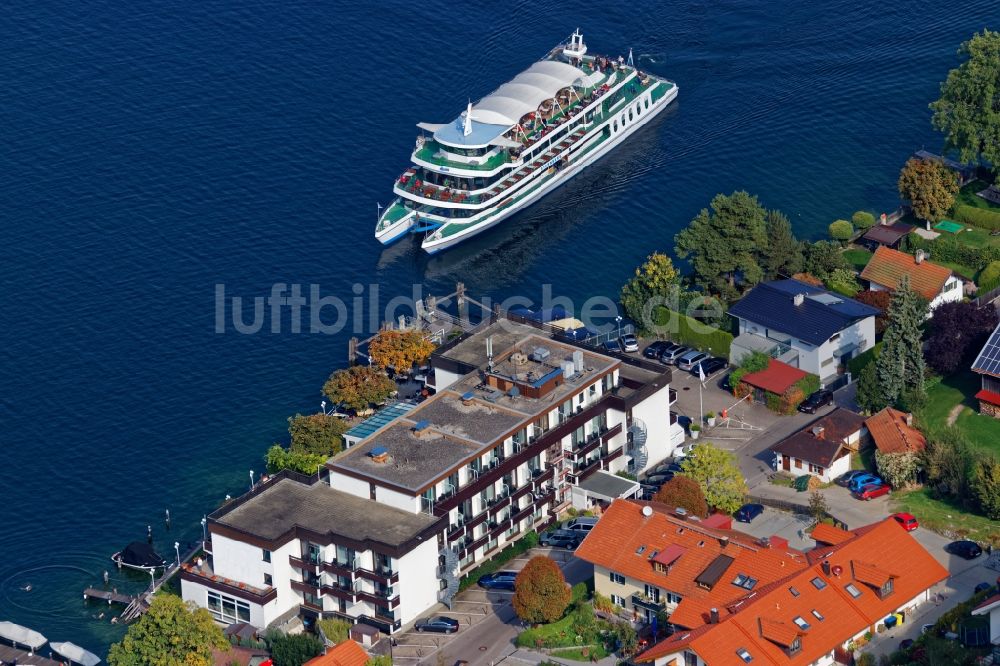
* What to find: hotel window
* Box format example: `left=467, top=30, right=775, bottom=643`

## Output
left=262, top=549, right=271, bottom=563
left=206, top=591, right=251, bottom=624
left=263, top=573, right=273, bottom=587
left=609, top=571, right=625, bottom=585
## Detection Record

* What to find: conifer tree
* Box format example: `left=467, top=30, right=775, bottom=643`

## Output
left=875, top=276, right=927, bottom=408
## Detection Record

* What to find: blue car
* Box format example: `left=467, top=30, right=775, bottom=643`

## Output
left=477, top=570, right=518, bottom=591
left=849, top=474, right=883, bottom=493
left=735, top=503, right=765, bottom=523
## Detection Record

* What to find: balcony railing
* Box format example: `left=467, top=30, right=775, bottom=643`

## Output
left=180, top=565, right=277, bottom=605
left=355, top=567, right=399, bottom=586
left=632, top=593, right=666, bottom=612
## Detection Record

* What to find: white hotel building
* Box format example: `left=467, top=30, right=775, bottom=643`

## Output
left=182, top=316, right=683, bottom=632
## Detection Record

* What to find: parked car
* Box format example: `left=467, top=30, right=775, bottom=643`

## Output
left=643, top=340, right=670, bottom=359
left=838, top=470, right=870, bottom=487
left=652, top=462, right=683, bottom=475
left=848, top=474, right=883, bottom=492
left=691, top=357, right=728, bottom=378
left=974, top=582, right=993, bottom=594
left=677, top=350, right=711, bottom=371
left=855, top=483, right=891, bottom=500
left=899, top=639, right=914, bottom=651
left=659, top=345, right=690, bottom=365
left=891, top=512, right=919, bottom=531
left=564, top=517, right=598, bottom=533
left=798, top=388, right=834, bottom=414
left=620, top=334, right=639, bottom=353
left=644, top=472, right=674, bottom=486
left=541, top=529, right=584, bottom=549
left=477, top=571, right=518, bottom=591
left=603, top=339, right=622, bottom=353
left=415, top=616, right=460, bottom=633
left=946, top=540, right=983, bottom=559
left=734, top=503, right=765, bottom=523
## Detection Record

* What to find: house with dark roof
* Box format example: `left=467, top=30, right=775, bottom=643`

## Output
left=972, top=321, right=1000, bottom=418
left=860, top=246, right=962, bottom=315
left=859, top=221, right=914, bottom=252
left=769, top=408, right=866, bottom=482
left=728, top=280, right=879, bottom=382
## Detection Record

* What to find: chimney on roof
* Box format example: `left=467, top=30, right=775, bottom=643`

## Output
left=905, top=412, right=914, bottom=427
left=812, top=426, right=825, bottom=439
left=709, top=608, right=720, bottom=624
left=719, top=536, right=729, bottom=549
left=821, top=560, right=831, bottom=575
left=793, top=293, right=805, bottom=307
left=915, top=250, right=926, bottom=264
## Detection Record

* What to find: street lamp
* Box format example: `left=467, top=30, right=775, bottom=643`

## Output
left=174, top=541, right=180, bottom=568
left=200, top=517, right=207, bottom=548
left=615, top=315, right=622, bottom=339
left=249, top=469, right=255, bottom=490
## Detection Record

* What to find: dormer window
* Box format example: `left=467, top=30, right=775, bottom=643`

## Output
left=879, top=578, right=894, bottom=598
left=787, top=637, right=802, bottom=656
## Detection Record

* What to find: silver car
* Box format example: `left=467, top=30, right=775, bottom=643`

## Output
left=677, top=350, right=710, bottom=371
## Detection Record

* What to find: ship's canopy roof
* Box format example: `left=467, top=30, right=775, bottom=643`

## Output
left=432, top=60, right=587, bottom=148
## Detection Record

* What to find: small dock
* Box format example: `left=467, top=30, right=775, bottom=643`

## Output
left=0, top=644, right=62, bottom=666
left=83, top=587, right=136, bottom=605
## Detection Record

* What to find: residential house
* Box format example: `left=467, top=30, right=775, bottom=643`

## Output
left=729, top=279, right=879, bottom=382
left=770, top=408, right=866, bottom=482
left=304, top=640, right=369, bottom=666
left=738, top=358, right=809, bottom=406
left=860, top=246, right=963, bottom=314
left=971, top=322, right=1000, bottom=418
left=859, top=221, right=914, bottom=252
left=634, top=518, right=949, bottom=666
left=971, top=593, right=1000, bottom=662
left=182, top=316, right=681, bottom=633
left=865, top=407, right=927, bottom=456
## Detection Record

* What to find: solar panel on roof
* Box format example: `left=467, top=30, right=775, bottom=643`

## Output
left=972, top=324, right=1000, bottom=376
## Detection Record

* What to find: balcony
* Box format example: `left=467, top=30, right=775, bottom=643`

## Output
left=321, top=584, right=356, bottom=602
left=180, top=563, right=277, bottom=605
left=669, top=388, right=678, bottom=405
left=320, top=559, right=358, bottom=577
left=355, top=589, right=401, bottom=610
left=289, top=554, right=321, bottom=574
left=632, top=594, right=666, bottom=612
left=291, top=580, right=322, bottom=598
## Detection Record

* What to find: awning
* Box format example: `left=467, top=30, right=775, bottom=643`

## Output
left=416, top=122, right=445, bottom=132
left=0, top=621, right=47, bottom=650
left=50, top=642, right=101, bottom=666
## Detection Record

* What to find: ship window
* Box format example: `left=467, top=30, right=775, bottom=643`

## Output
left=629, top=109, right=633, bottom=121
left=612, top=121, right=618, bottom=132
left=645, top=98, right=650, bottom=109
left=635, top=103, right=640, bottom=115
left=621, top=113, right=626, bottom=125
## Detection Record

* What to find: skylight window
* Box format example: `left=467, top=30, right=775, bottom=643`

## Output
left=788, top=586, right=800, bottom=597
left=811, top=577, right=827, bottom=590
left=845, top=583, right=862, bottom=598
left=811, top=609, right=825, bottom=621
left=732, top=574, right=758, bottom=590
left=793, top=616, right=810, bottom=630
left=736, top=648, right=753, bottom=663
left=636, top=545, right=646, bottom=555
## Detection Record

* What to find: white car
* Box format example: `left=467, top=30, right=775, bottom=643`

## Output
left=677, top=350, right=710, bottom=371
left=619, top=334, right=639, bottom=353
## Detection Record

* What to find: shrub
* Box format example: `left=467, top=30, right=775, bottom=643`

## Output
left=852, top=211, right=876, bottom=229
left=316, top=618, right=350, bottom=644
left=954, top=203, right=1000, bottom=230
left=267, top=632, right=323, bottom=666
left=513, top=556, right=571, bottom=624
left=825, top=268, right=861, bottom=296
left=853, top=291, right=892, bottom=334
left=651, top=307, right=734, bottom=357
left=653, top=476, right=709, bottom=517
left=980, top=261, right=1000, bottom=292
left=829, top=219, right=854, bottom=243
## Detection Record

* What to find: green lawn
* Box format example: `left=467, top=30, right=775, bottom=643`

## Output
left=955, top=180, right=1000, bottom=212
left=891, top=487, right=1000, bottom=542
left=932, top=259, right=979, bottom=281
left=549, top=645, right=610, bottom=661
left=843, top=247, right=873, bottom=272
left=921, top=371, right=1000, bottom=456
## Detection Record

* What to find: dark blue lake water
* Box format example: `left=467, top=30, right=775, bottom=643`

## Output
left=0, top=0, right=993, bottom=656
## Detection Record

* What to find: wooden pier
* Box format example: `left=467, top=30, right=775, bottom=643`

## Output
left=0, top=644, right=62, bottom=666
left=83, top=587, right=135, bottom=605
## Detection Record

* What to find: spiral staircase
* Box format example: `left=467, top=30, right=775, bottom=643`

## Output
left=629, top=418, right=648, bottom=474
left=438, top=546, right=460, bottom=608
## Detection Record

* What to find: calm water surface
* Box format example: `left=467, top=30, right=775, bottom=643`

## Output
left=0, top=0, right=993, bottom=655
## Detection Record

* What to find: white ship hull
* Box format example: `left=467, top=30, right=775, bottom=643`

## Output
left=421, top=84, right=677, bottom=254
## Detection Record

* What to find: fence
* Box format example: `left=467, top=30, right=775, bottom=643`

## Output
left=974, top=284, right=1000, bottom=307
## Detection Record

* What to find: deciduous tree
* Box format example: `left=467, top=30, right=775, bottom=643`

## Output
left=288, top=413, right=347, bottom=457
left=679, top=443, right=747, bottom=513
left=875, top=277, right=927, bottom=408
left=265, top=444, right=326, bottom=475
left=762, top=210, right=804, bottom=279
left=323, top=365, right=397, bottom=412
left=808, top=491, right=829, bottom=521
left=875, top=451, right=920, bottom=489
left=108, top=595, right=227, bottom=666
left=852, top=211, right=876, bottom=230
left=802, top=241, right=848, bottom=280
left=930, top=29, right=1000, bottom=174
left=674, top=191, right=769, bottom=300
left=619, top=251, right=681, bottom=327
left=853, top=290, right=892, bottom=334
left=268, top=632, right=323, bottom=666
left=512, top=556, right=571, bottom=624
left=897, top=157, right=959, bottom=222
left=922, top=427, right=973, bottom=503
left=828, top=219, right=854, bottom=244
left=368, top=329, right=436, bottom=373
left=925, top=301, right=999, bottom=375
left=653, top=475, right=709, bottom=518
left=971, top=455, right=1000, bottom=520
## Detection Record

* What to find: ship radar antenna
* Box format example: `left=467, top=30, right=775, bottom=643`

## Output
left=463, top=100, right=473, bottom=137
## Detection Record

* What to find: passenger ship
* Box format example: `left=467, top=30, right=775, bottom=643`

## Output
left=375, top=30, right=678, bottom=253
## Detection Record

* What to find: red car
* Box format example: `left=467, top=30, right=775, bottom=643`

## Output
left=891, top=512, right=919, bottom=531
left=856, top=483, right=891, bottom=500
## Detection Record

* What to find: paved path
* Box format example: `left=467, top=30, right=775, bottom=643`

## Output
left=946, top=403, right=964, bottom=426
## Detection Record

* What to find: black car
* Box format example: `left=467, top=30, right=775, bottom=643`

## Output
left=946, top=540, right=983, bottom=559
left=691, top=357, right=728, bottom=378
left=734, top=503, right=765, bottom=523
left=837, top=470, right=870, bottom=487
left=603, top=339, right=622, bottom=353
left=541, top=529, right=584, bottom=549
left=643, top=472, right=674, bottom=486
left=799, top=389, right=834, bottom=414
left=477, top=571, right=518, bottom=591
left=643, top=340, right=670, bottom=359
left=415, top=616, right=460, bottom=633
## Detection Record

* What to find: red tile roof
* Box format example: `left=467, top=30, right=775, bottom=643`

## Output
left=972, top=592, right=1000, bottom=614
left=975, top=389, right=1000, bottom=407
left=305, top=641, right=369, bottom=666
left=860, top=246, right=952, bottom=300
left=865, top=407, right=927, bottom=454
left=741, top=359, right=809, bottom=395
left=637, top=518, right=948, bottom=665
left=810, top=523, right=854, bottom=546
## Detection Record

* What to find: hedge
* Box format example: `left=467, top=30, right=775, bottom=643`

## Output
left=908, top=233, right=1000, bottom=272
left=652, top=307, right=735, bottom=358
left=980, top=261, right=1000, bottom=293
left=458, top=530, right=539, bottom=592
left=954, top=203, right=1000, bottom=231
